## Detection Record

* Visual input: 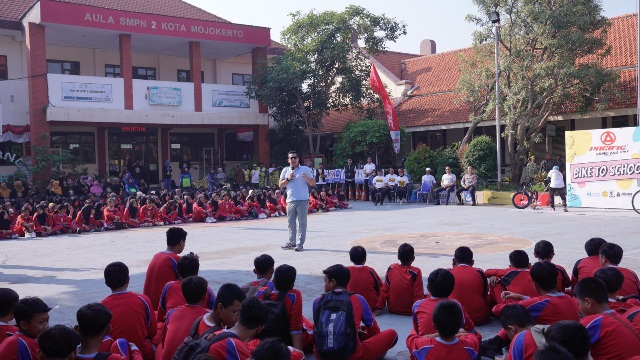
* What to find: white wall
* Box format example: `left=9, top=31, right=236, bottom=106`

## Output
left=0, top=34, right=27, bottom=79
left=132, top=79, right=195, bottom=112
left=202, top=84, right=259, bottom=114
left=47, top=74, right=125, bottom=109
left=0, top=80, right=29, bottom=126
left=215, top=55, right=252, bottom=85
left=46, top=45, right=97, bottom=76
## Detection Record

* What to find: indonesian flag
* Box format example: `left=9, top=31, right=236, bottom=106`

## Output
left=369, top=63, right=400, bottom=154
left=236, top=128, right=254, bottom=142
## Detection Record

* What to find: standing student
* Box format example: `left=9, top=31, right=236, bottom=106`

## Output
left=142, top=227, right=187, bottom=310
left=280, top=150, right=315, bottom=252
left=343, top=159, right=357, bottom=201
left=0, top=297, right=52, bottom=360
left=362, top=157, right=376, bottom=201
left=546, top=165, right=567, bottom=212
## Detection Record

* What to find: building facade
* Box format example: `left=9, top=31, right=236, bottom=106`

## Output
left=0, top=0, right=276, bottom=184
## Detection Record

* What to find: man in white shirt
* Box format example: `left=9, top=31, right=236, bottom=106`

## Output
left=250, top=165, right=260, bottom=189
left=384, top=168, right=398, bottom=202
left=395, top=168, right=410, bottom=202
left=546, top=165, right=567, bottom=212
left=434, top=166, right=457, bottom=205
left=363, top=157, right=376, bottom=201
left=370, top=169, right=388, bottom=205
left=421, top=168, right=436, bottom=188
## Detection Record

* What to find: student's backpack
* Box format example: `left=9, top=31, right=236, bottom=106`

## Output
left=180, top=174, right=192, bottom=188
left=313, top=290, right=358, bottom=360
left=241, top=278, right=269, bottom=297
left=172, top=315, right=229, bottom=360
left=257, top=288, right=291, bottom=345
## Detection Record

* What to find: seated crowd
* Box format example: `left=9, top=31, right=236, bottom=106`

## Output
left=1, top=229, right=639, bottom=360
left=0, top=171, right=353, bottom=239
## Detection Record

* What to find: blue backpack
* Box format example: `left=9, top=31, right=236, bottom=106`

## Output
left=313, top=290, right=358, bottom=360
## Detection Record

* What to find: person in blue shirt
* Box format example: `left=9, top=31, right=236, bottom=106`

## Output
left=279, top=150, right=315, bottom=252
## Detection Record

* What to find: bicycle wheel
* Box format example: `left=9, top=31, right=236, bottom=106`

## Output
left=512, top=191, right=531, bottom=209
left=632, top=190, right=640, bottom=214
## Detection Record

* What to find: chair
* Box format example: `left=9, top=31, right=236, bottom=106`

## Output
left=416, top=181, right=432, bottom=204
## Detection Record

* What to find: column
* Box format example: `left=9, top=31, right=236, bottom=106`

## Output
left=25, top=23, right=49, bottom=147
left=160, top=128, right=170, bottom=166
left=97, top=127, right=107, bottom=175
left=251, top=47, right=268, bottom=114
left=254, top=125, right=270, bottom=164
left=189, top=41, right=202, bottom=112
left=119, top=34, right=133, bottom=110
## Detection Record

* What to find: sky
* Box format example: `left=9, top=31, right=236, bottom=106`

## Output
left=187, top=0, right=637, bottom=54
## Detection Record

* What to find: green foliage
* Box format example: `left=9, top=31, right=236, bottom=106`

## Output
left=460, top=0, right=618, bottom=183
left=434, top=145, right=462, bottom=179
left=268, top=123, right=306, bottom=164
left=462, top=135, right=497, bottom=180
left=405, top=145, right=437, bottom=182
left=246, top=6, right=406, bottom=154
left=332, top=119, right=407, bottom=167
left=27, top=134, right=76, bottom=188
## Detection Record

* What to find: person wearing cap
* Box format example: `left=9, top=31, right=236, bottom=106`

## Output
left=421, top=168, right=436, bottom=188
left=546, top=165, right=568, bottom=212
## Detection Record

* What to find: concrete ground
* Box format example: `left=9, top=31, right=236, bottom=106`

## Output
left=1, top=201, right=639, bottom=359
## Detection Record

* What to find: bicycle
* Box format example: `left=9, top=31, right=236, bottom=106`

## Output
left=633, top=190, right=640, bottom=214
left=512, top=182, right=540, bottom=210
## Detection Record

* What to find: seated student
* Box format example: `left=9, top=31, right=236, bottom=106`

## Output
left=489, top=305, right=545, bottom=360
left=412, top=269, right=478, bottom=337
left=75, top=303, right=143, bottom=359
left=433, top=166, right=456, bottom=205
left=384, top=168, right=399, bottom=203
left=101, top=262, right=156, bottom=360
left=139, top=198, right=161, bottom=226
left=594, top=267, right=640, bottom=314
left=449, top=246, right=490, bottom=325
left=314, top=264, right=398, bottom=360
left=0, top=297, right=52, bottom=360
left=37, top=325, right=80, bottom=360
left=532, top=240, right=570, bottom=292
left=160, top=276, right=210, bottom=360
left=123, top=199, right=142, bottom=228
left=542, top=321, right=591, bottom=360
left=206, top=297, right=268, bottom=359
left=532, top=343, right=573, bottom=360
left=195, top=283, right=246, bottom=335
left=369, top=169, right=388, bottom=206
left=143, top=227, right=187, bottom=311
left=14, top=205, right=36, bottom=237
left=249, top=338, right=304, bottom=360
left=406, top=300, right=480, bottom=360
left=255, top=264, right=314, bottom=353
left=395, top=169, right=410, bottom=202
left=157, top=254, right=215, bottom=322
left=575, top=277, right=640, bottom=360
left=346, top=246, right=383, bottom=312
left=375, top=243, right=425, bottom=315
left=571, top=237, right=607, bottom=290
left=486, top=250, right=537, bottom=304
left=623, top=306, right=640, bottom=334
left=595, top=242, right=640, bottom=297
left=0, top=288, right=19, bottom=345
left=241, top=254, right=275, bottom=297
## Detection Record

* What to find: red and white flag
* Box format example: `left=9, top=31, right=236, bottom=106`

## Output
left=369, top=63, right=400, bottom=154
left=236, top=128, right=254, bottom=142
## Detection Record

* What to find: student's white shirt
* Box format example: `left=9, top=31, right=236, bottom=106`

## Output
left=422, top=174, right=436, bottom=186
left=547, top=169, right=565, bottom=188
left=385, top=174, right=398, bottom=187
left=364, top=163, right=376, bottom=178
left=441, top=173, right=456, bottom=187
left=372, top=175, right=387, bottom=189
left=396, top=175, right=409, bottom=187
left=251, top=169, right=260, bottom=183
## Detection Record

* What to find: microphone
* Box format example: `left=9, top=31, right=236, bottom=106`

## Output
left=290, top=166, right=295, bottom=181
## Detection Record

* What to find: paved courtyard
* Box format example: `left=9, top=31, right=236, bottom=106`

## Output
left=1, top=202, right=639, bottom=359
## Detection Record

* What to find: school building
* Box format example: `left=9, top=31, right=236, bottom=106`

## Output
left=0, top=0, right=280, bottom=184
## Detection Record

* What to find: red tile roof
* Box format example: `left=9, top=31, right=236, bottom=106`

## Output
left=0, top=0, right=34, bottom=21
left=372, top=50, right=421, bottom=79
left=320, top=111, right=361, bottom=134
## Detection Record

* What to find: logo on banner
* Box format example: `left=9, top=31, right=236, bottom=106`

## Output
left=600, top=131, right=616, bottom=145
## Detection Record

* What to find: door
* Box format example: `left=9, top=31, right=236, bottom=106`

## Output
left=201, top=147, right=220, bottom=178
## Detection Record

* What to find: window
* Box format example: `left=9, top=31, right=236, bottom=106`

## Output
left=132, top=66, right=156, bottom=80
left=611, top=115, right=630, bottom=128
left=0, top=56, right=7, bottom=80
left=46, top=60, right=80, bottom=75
left=177, top=69, right=205, bottom=83
left=50, top=132, right=95, bottom=164
left=232, top=73, right=251, bottom=86
left=0, top=142, right=23, bottom=166
left=169, top=133, right=215, bottom=162
left=105, top=64, right=121, bottom=78
left=224, top=132, right=253, bottom=161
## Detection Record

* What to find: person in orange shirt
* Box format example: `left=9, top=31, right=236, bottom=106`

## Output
left=449, top=246, right=490, bottom=325
left=14, top=205, right=36, bottom=238
left=347, top=246, right=383, bottom=312
left=375, top=243, right=425, bottom=315
left=486, top=250, right=537, bottom=305
left=571, top=237, right=607, bottom=290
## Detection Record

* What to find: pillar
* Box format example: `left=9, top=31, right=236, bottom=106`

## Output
left=251, top=47, right=268, bottom=114
left=160, top=128, right=170, bottom=166
left=253, top=125, right=270, bottom=164
left=25, top=23, right=49, bottom=147
left=189, top=41, right=202, bottom=112
left=97, top=127, right=107, bottom=175
left=119, top=34, right=133, bottom=110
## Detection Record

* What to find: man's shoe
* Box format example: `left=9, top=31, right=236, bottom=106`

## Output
left=294, top=245, right=304, bottom=252
left=471, top=203, right=476, bottom=206
left=563, top=206, right=568, bottom=212
left=457, top=202, right=463, bottom=205
left=281, top=242, right=296, bottom=250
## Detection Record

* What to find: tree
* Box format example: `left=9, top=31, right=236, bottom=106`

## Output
left=462, top=135, right=497, bottom=180
left=458, top=0, right=618, bottom=183
left=23, top=134, right=76, bottom=188
left=268, top=123, right=305, bottom=165
left=247, top=6, right=407, bottom=154
left=332, top=119, right=407, bottom=167
left=405, top=145, right=437, bottom=182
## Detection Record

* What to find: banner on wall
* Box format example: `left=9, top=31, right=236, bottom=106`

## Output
left=212, top=90, right=250, bottom=108
left=565, top=126, right=640, bottom=209
left=149, top=87, right=182, bottom=106
left=62, top=82, right=112, bottom=102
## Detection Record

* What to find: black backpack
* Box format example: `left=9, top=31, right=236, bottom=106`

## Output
left=257, top=288, right=291, bottom=345
left=241, top=278, right=269, bottom=298
left=171, top=315, right=229, bottom=360
left=313, top=290, right=358, bottom=360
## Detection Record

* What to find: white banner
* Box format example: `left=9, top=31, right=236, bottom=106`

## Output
left=62, top=82, right=112, bottom=102
left=149, top=87, right=182, bottom=106
left=212, top=90, right=250, bottom=108
left=565, top=126, right=640, bottom=209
